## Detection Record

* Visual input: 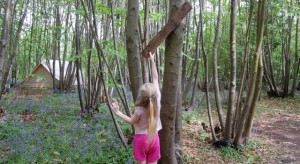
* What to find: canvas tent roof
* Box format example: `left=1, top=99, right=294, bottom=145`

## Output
left=20, top=60, right=82, bottom=89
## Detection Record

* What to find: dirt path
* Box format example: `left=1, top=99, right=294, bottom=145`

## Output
left=253, top=99, right=300, bottom=164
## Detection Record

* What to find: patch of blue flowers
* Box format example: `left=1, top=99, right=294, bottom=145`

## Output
left=0, top=93, right=133, bottom=163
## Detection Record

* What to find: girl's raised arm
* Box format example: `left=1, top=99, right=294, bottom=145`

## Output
left=149, top=52, right=159, bottom=90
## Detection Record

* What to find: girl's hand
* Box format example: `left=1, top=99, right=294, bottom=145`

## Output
left=149, top=51, right=155, bottom=61
left=111, top=102, right=120, bottom=115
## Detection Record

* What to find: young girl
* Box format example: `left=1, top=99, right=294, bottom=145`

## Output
left=111, top=52, right=161, bottom=164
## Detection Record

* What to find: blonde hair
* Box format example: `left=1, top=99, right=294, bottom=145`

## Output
left=135, top=83, right=158, bottom=144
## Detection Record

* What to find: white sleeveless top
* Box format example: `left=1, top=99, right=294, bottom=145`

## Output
left=134, top=88, right=162, bottom=134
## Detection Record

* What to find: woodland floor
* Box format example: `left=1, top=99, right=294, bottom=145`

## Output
left=1, top=92, right=299, bottom=163
left=182, top=95, right=300, bottom=164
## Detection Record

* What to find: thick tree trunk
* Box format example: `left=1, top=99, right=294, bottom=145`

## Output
left=126, top=0, right=143, bottom=101
left=159, top=1, right=186, bottom=163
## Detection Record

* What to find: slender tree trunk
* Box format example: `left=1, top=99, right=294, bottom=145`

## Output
left=200, top=0, right=217, bottom=142
left=224, top=0, right=237, bottom=142
left=0, top=1, right=3, bottom=16
left=181, top=11, right=191, bottom=92
left=212, top=0, right=225, bottom=130
left=0, top=0, right=12, bottom=99
left=264, top=15, right=279, bottom=96
left=109, top=0, right=133, bottom=132
left=142, top=0, right=150, bottom=83
left=290, top=11, right=299, bottom=97
left=244, top=0, right=267, bottom=139
left=234, top=0, right=254, bottom=136
left=282, top=14, right=293, bottom=97
left=75, top=0, right=84, bottom=111
left=188, top=0, right=201, bottom=111
left=0, top=1, right=28, bottom=99
left=28, top=0, right=35, bottom=73
left=126, top=0, right=143, bottom=101
left=62, top=5, right=71, bottom=91
left=234, top=0, right=266, bottom=145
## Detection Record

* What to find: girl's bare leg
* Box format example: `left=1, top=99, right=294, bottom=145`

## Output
left=137, top=160, right=146, bottom=164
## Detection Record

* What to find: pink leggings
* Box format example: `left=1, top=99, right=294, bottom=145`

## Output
left=133, top=133, right=160, bottom=163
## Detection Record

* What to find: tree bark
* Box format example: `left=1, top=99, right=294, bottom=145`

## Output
left=126, top=0, right=143, bottom=101
left=234, top=0, right=254, bottom=137
left=0, top=1, right=28, bottom=99
left=224, top=0, right=237, bottom=142
left=212, top=0, right=225, bottom=130
left=159, top=1, right=186, bottom=163
left=142, top=0, right=150, bottom=83
left=290, top=7, right=299, bottom=97
left=0, top=0, right=12, bottom=99
left=75, top=0, right=84, bottom=111
left=282, top=14, right=293, bottom=97
left=244, top=0, right=267, bottom=139
left=200, top=0, right=217, bottom=142
left=234, top=0, right=266, bottom=145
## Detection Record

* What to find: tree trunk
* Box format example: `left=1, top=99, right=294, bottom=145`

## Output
left=212, top=0, right=225, bottom=130
left=200, top=0, right=217, bottom=142
left=142, top=0, right=150, bottom=83
left=0, top=0, right=12, bottom=99
left=109, top=0, right=133, bottom=132
left=234, top=0, right=255, bottom=137
left=187, top=0, right=201, bottom=111
left=28, top=0, right=35, bottom=74
left=75, top=0, right=84, bottom=111
left=234, top=0, right=266, bottom=146
left=159, top=1, right=186, bottom=163
left=181, top=11, right=191, bottom=93
left=224, top=0, right=237, bottom=142
left=282, top=14, right=293, bottom=97
left=126, top=0, right=143, bottom=101
left=0, top=1, right=28, bottom=99
left=175, top=59, right=183, bottom=164
left=244, top=0, right=267, bottom=139
left=290, top=9, right=299, bottom=97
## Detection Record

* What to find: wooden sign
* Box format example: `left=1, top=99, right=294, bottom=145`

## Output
left=142, top=1, right=192, bottom=58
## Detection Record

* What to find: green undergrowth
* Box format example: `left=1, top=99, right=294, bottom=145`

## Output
left=0, top=93, right=133, bottom=163
left=182, top=140, right=270, bottom=164
left=219, top=140, right=270, bottom=163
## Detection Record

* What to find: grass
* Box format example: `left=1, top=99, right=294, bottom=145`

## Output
left=217, top=140, right=268, bottom=163
left=0, top=93, right=133, bottom=163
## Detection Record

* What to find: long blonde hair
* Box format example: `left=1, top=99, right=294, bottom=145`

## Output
left=135, top=83, right=158, bottom=144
